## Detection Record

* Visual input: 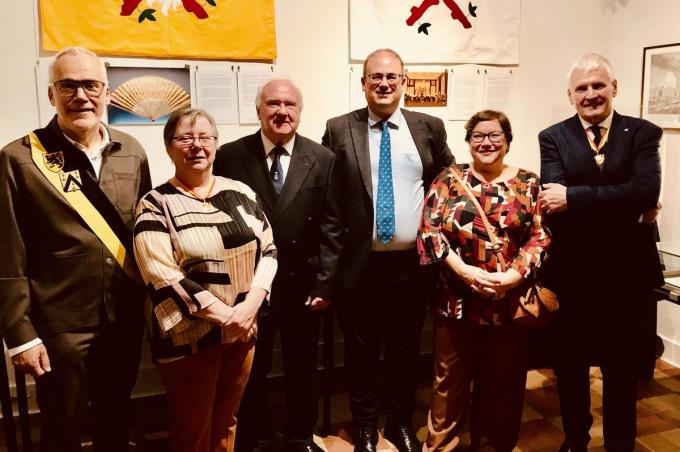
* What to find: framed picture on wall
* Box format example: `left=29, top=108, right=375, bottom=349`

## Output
left=404, top=70, right=448, bottom=108
left=641, top=43, right=680, bottom=130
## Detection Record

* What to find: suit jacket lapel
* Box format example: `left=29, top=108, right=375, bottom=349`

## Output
left=565, top=114, right=600, bottom=180
left=241, top=132, right=277, bottom=215
left=272, top=135, right=315, bottom=222
left=599, top=111, right=623, bottom=177
left=402, top=109, right=429, bottom=169
left=349, top=108, right=373, bottom=201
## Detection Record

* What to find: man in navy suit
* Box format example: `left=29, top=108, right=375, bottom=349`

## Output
left=539, top=53, right=663, bottom=452
left=322, top=48, right=453, bottom=452
left=214, top=79, right=341, bottom=452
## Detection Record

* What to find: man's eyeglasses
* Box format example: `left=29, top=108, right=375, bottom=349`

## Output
left=52, top=80, right=106, bottom=98
left=470, top=131, right=504, bottom=143
left=365, top=73, right=403, bottom=86
left=173, top=135, right=217, bottom=147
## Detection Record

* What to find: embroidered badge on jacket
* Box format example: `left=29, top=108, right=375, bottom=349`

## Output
left=43, top=151, right=64, bottom=173
left=59, top=170, right=82, bottom=192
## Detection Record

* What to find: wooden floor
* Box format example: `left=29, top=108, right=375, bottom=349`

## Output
left=309, top=361, right=680, bottom=452
left=3, top=360, right=680, bottom=451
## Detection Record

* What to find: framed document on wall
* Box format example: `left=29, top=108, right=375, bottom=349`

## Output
left=641, top=43, right=680, bottom=130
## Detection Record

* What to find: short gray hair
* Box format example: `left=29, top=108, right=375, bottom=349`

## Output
left=254, top=78, right=304, bottom=110
left=567, top=53, right=615, bottom=84
left=163, top=108, right=219, bottom=148
left=48, top=46, right=107, bottom=83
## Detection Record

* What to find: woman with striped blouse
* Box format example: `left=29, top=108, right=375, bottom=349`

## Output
left=133, top=108, right=277, bottom=452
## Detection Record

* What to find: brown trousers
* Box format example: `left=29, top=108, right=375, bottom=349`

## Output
left=426, top=320, right=528, bottom=452
left=157, top=339, right=255, bottom=452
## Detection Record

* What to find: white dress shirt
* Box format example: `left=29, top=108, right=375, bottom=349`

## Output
left=367, top=108, right=424, bottom=251
left=261, top=131, right=295, bottom=182
left=578, top=110, right=613, bottom=142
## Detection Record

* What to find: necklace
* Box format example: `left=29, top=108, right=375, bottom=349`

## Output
left=586, top=127, right=610, bottom=170
left=174, top=176, right=216, bottom=211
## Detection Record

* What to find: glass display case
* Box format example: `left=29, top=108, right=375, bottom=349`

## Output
left=657, top=241, right=680, bottom=304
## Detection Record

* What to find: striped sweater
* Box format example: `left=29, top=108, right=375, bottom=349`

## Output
left=133, top=176, right=277, bottom=361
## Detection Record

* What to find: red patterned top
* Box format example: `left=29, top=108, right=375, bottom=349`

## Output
left=417, top=164, right=550, bottom=325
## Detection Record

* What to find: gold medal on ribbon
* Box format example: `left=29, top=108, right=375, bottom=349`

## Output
left=586, top=127, right=610, bottom=170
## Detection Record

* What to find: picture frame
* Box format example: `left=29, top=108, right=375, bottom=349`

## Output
left=403, top=70, right=448, bottom=108
left=106, top=63, right=192, bottom=125
left=641, top=43, right=680, bottom=130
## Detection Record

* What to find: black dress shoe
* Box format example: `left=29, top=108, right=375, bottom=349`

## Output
left=383, top=422, right=421, bottom=452
left=251, top=439, right=276, bottom=452
left=558, top=440, right=588, bottom=452
left=284, top=440, right=325, bottom=452
left=354, top=425, right=378, bottom=452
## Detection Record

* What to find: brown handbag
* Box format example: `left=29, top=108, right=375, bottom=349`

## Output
left=451, top=169, right=559, bottom=327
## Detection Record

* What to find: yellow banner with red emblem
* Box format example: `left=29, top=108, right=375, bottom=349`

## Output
left=40, top=0, right=277, bottom=60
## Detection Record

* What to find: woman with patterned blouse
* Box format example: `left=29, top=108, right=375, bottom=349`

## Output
left=133, top=108, right=277, bottom=452
left=417, top=110, right=550, bottom=452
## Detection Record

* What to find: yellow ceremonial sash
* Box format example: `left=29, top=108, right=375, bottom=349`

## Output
left=29, top=132, right=128, bottom=271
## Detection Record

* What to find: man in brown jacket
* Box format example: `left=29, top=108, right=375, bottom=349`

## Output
left=0, top=47, right=151, bottom=452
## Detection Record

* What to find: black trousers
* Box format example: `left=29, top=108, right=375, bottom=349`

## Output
left=36, top=316, right=144, bottom=452
left=235, top=301, right=323, bottom=452
left=338, top=249, right=430, bottom=428
left=554, top=287, right=648, bottom=452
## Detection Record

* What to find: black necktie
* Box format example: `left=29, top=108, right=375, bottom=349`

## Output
left=269, top=146, right=285, bottom=195
left=590, top=125, right=602, bottom=146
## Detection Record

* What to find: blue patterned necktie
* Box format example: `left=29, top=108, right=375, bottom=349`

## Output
left=270, top=146, right=284, bottom=195
left=376, top=120, right=395, bottom=244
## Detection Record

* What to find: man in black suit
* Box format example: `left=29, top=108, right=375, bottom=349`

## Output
left=322, top=48, right=453, bottom=452
left=214, top=79, right=341, bottom=452
left=539, top=53, right=663, bottom=452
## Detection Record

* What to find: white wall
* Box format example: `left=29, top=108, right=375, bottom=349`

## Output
left=3, top=0, right=610, bottom=179
left=2, top=0, right=680, bottom=368
left=4, top=0, right=672, bottom=191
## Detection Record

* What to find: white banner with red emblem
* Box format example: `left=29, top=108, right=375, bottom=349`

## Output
left=350, top=0, right=521, bottom=64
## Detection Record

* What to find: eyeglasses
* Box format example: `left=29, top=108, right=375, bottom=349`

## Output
left=470, top=131, right=504, bottom=143
left=365, top=73, right=403, bottom=86
left=52, top=79, right=106, bottom=98
left=173, top=135, right=217, bottom=146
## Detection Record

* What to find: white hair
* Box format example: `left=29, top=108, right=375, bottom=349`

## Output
left=48, top=46, right=107, bottom=83
left=567, top=53, right=615, bottom=85
left=254, top=77, right=304, bottom=110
